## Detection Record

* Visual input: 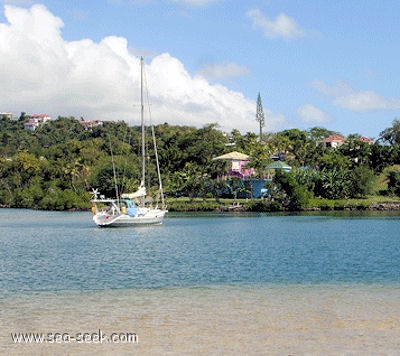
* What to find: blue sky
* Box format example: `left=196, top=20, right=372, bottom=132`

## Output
left=1, top=0, right=399, bottom=138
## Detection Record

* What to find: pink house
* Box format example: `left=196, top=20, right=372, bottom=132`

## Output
left=213, top=151, right=254, bottom=178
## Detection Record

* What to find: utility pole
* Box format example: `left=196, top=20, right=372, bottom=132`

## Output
left=256, top=92, right=265, bottom=142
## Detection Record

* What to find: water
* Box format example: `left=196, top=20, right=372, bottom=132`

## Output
left=1, top=209, right=400, bottom=354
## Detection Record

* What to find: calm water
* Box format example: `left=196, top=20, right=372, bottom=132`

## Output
left=1, top=209, right=400, bottom=354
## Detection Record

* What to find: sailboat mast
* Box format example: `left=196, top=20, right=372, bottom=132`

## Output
left=140, top=57, right=146, bottom=206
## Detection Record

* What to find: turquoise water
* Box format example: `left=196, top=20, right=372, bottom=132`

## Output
left=1, top=209, right=400, bottom=354
left=1, top=209, right=399, bottom=295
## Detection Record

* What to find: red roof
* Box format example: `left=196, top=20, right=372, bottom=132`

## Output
left=32, top=113, right=50, bottom=117
left=359, top=136, right=374, bottom=143
left=323, top=134, right=346, bottom=142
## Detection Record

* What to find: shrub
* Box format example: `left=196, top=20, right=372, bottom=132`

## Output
left=349, top=166, right=375, bottom=198
left=387, top=170, right=400, bottom=196
left=273, top=170, right=310, bottom=210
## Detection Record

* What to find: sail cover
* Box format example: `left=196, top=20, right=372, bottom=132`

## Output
left=121, top=185, right=146, bottom=199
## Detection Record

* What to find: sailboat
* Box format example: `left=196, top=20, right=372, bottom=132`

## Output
left=90, top=57, right=167, bottom=227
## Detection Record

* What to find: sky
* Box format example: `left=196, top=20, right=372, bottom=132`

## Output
left=1, top=0, right=399, bottom=138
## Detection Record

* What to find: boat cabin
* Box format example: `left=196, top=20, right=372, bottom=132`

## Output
left=91, top=199, right=138, bottom=216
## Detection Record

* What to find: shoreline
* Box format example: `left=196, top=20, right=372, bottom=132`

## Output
left=1, top=199, right=400, bottom=213
left=165, top=199, right=400, bottom=213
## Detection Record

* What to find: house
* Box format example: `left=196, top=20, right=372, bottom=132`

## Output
left=322, top=134, right=346, bottom=148
left=266, top=161, right=292, bottom=179
left=23, top=114, right=51, bottom=131
left=322, top=134, right=374, bottom=148
left=358, top=136, right=374, bottom=145
left=213, top=151, right=254, bottom=178
left=79, top=120, right=104, bottom=130
left=0, top=112, right=15, bottom=120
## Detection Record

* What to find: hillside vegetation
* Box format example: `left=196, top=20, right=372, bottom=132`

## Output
left=1, top=115, right=400, bottom=211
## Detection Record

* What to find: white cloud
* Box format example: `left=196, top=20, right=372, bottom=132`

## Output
left=246, top=8, right=306, bottom=40
left=197, top=62, right=250, bottom=80
left=313, top=80, right=400, bottom=112
left=0, top=4, right=289, bottom=133
left=264, top=110, right=288, bottom=132
left=297, top=104, right=330, bottom=124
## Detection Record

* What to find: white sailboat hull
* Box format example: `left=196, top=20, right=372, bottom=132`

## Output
left=93, top=208, right=167, bottom=227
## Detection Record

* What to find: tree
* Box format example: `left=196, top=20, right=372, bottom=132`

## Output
left=318, top=151, right=351, bottom=171
left=207, top=178, right=230, bottom=202
left=273, top=170, right=310, bottom=210
left=13, top=151, right=41, bottom=187
left=349, top=166, right=375, bottom=197
left=380, top=119, right=400, bottom=147
left=369, top=143, right=395, bottom=172
left=338, top=134, right=372, bottom=166
left=18, top=112, right=27, bottom=122
left=248, top=141, right=273, bottom=178
left=172, top=162, right=204, bottom=202
left=387, top=169, right=400, bottom=196
left=314, top=168, right=351, bottom=199
left=308, top=127, right=339, bottom=143
left=228, top=177, right=249, bottom=201
left=379, top=120, right=400, bottom=166
left=227, top=129, right=258, bottom=152
left=63, top=158, right=90, bottom=193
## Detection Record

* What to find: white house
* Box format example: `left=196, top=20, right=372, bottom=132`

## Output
left=0, top=112, right=15, bottom=120
left=23, top=114, right=51, bottom=131
left=322, top=134, right=346, bottom=148
left=79, top=120, right=104, bottom=130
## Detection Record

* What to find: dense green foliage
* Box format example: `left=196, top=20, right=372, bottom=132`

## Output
left=387, top=170, right=400, bottom=196
left=1, top=114, right=400, bottom=211
left=273, top=169, right=311, bottom=210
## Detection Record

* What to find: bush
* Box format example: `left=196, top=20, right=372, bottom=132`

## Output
left=387, top=170, right=400, bottom=196
left=349, top=166, right=375, bottom=198
left=273, top=170, right=310, bottom=210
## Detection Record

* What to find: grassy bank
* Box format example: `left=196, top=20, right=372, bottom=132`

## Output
left=165, top=196, right=400, bottom=212
left=306, top=196, right=400, bottom=211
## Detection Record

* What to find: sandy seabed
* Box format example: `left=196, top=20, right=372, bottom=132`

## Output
left=2, top=284, right=400, bottom=355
